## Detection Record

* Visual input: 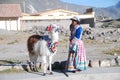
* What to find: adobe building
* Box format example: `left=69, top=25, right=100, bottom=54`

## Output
left=0, top=4, right=22, bottom=30
left=21, top=8, right=95, bottom=30
left=80, top=8, right=95, bottom=28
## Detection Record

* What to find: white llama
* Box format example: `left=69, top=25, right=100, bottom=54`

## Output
left=27, top=24, right=59, bottom=76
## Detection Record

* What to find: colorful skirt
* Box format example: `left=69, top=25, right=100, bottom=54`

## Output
left=67, top=40, right=87, bottom=71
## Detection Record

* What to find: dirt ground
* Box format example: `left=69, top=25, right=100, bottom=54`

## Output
left=0, top=28, right=120, bottom=63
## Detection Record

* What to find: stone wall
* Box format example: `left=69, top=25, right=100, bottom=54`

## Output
left=21, top=18, right=94, bottom=31
left=21, top=19, right=72, bottom=31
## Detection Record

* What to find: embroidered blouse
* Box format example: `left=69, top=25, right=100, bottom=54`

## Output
left=73, top=25, right=83, bottom=40
left=71, top=25, right=83, bottom=40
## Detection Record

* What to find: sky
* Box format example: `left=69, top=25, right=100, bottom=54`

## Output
left=60, top=0, right=120, bottom=8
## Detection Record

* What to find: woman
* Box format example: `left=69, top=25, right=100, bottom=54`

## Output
left=66, top=16, right=87, bottom=72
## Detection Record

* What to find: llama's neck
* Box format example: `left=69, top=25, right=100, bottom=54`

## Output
left=50, top=32, right=59, bottom=43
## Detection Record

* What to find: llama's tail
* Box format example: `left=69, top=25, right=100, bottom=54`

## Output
left=27, top=36, right=34, bottom=54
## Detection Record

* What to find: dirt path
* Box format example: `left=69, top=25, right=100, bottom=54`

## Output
left=0, top=29, right=120, bottom=80
left=0, top=67, right=120, bottom=80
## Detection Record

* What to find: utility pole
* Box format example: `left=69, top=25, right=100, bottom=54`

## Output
left=23, top=0, right=26, bottom=13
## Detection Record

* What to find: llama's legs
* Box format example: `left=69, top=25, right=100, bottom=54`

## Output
left=42, top=63, right=47, bottom=76
left=42, top=56, right=47, bottom=76
left=49, top=55, right=53, bottom=74
left=29, top=55, right=34, bottom=71
left=29, top=54, right=38, bottom=72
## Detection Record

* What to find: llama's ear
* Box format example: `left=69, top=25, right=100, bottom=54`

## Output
left=47, top=24, right=53, bottom=32
left=56, top=25, right=60, bottom=32
left=55, top=28, right=59, bottom=32
left=45, top=26, right=48, bottom=31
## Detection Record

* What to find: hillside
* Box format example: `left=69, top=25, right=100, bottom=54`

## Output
left=0, top=0, right=90, bottom=13
left=0, top=0, right=120, bottom=19
left=94, top=1, right=120, bottom=19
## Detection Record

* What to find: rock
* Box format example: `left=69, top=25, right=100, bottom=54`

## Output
left=0, top=66, right=12, bottom=71
left=95, top=37, right=104, bottom=43
left=115, top=56, right=120, bottom=65
left=88, top=35, right=95, bottom=40
left=100, top=59, right=111, bottom=67
left=14, top=66, right=24, bottom=70
left=104, top=37, right=111, bottom=43
left=110, top=59, right=117, bottom=66
left=86, top=60, right=89, bottom=67
left=88, top=60, right=100, bottom=68
left=117, top=38, right=120, bottom=42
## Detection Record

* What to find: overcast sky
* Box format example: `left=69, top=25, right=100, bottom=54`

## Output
left=60, top=0, right=120, bottom=8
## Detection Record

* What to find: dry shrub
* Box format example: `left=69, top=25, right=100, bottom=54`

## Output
left=102, top=20, right=120, bottom=28
left=103, top=46, right=120, bottom=55
left=7, top=40, right=19, bottom=44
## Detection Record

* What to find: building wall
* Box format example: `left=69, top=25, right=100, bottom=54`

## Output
left=21, top=19, right=92, bottom=31
left=21, top=19, right=72, bottom=31
left=80, top=18, right=95, bottom=28
left=0, top=17, right=20, bottom=31
left=20, top=12, right=95, bottom=31
left=0, top=17, right=93, bottom=31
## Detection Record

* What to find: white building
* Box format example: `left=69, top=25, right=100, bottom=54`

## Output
left=21, top=8, right=95, bottom=30
left=0, top=4, right=22, bottom=31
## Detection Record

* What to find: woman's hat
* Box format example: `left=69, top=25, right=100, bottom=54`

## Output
left=70, top=16, right=80, bottom=23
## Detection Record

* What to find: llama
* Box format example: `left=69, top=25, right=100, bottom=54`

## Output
left=27, top=24, right=59, bottom=76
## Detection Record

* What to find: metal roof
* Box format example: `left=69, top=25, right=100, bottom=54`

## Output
left=0, top=4, right=22, bottom=17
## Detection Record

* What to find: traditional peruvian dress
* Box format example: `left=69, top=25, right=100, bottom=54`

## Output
left=67, top=25, right=87, bottom=71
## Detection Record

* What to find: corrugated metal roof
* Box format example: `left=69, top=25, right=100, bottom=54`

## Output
left=0, top=4, right=22, bottom=17
left=31, top=8, right=80, bottom=16
left=40, top=9, right=80, bottom=15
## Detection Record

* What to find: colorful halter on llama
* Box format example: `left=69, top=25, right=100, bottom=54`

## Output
left=48, top=41, right=58, bottom=53
left=47, top=24, right=53, bottom=32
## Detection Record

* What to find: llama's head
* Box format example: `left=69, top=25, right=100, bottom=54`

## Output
left=46, top=24, right=59, bottom=42
left=46, top=24, right=59, bottom=32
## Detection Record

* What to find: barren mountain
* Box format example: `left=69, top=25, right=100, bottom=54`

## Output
left=0, top=0, right=120, bottom=19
